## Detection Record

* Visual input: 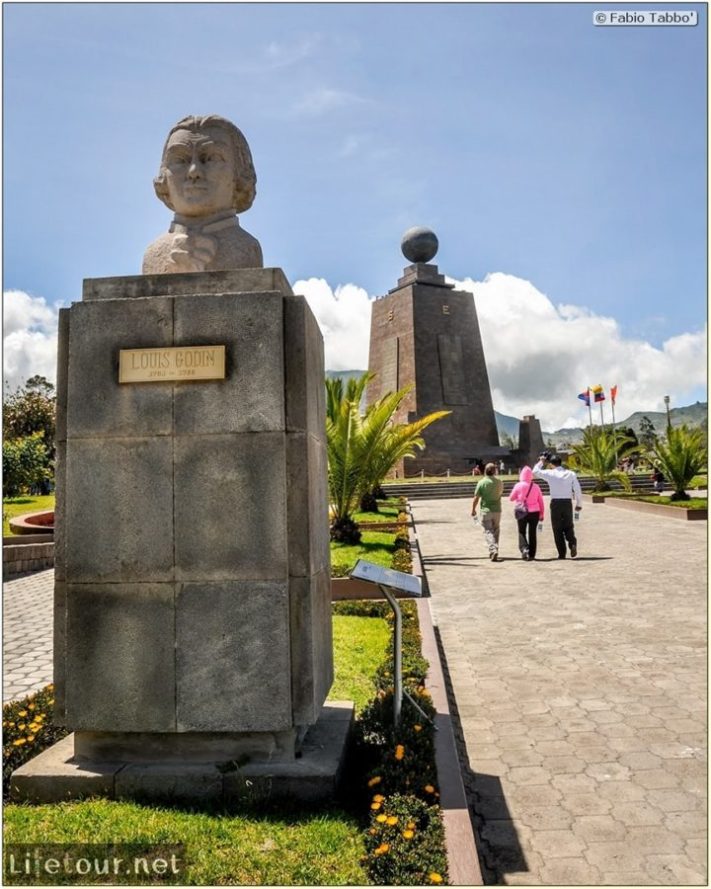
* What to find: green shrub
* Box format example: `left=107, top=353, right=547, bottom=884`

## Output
left=2, top=433, right=52, bottom=498
left=364, top=793, right=448, bottom=885
left=391, top=549, right=412, bottom=573
left=393, top=528, right=410, bottom=551
left=3, top=685, right=68, bottom=799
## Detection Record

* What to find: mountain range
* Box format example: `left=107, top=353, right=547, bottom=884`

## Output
left=326, top=370, right=707, bottom=446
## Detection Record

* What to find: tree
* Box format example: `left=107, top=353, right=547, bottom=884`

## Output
left=2, top=433, right=52, bottom=498
left=650, top=425, right=707, bottom=501
left=571, top=427, right=639, bottom=493
left=638, top=416, right=657, bottom=451
left=3, top=379, right=56, bottom=447
left=3, top=378, right=57, bottom=493
left=326, top=373, right=449, bottom=542
left=25, top=375, right=55, bottom=395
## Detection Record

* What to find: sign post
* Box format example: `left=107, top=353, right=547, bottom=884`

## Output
left=350, top=560, right=434, bottom=728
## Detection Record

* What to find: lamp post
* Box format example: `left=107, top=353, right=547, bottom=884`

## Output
left=663, top=395, right=671, bottom=431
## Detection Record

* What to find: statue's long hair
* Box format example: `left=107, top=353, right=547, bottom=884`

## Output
left=154, top=115, right=257, bottom=213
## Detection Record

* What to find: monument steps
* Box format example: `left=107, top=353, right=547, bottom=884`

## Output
left=383, top=475, right=656, bottom=500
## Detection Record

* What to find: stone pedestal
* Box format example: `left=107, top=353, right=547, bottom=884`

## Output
left=15, top=269, right=340, bottom=802
left=516, top=414, right=545, bottom=469
left=366, top=262, right=503, bottom=475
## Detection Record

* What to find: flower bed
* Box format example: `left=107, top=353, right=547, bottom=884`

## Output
left=332, top=598, right=449, bottom=884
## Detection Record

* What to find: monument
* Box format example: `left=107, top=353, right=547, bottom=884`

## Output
left=12, top=115, right=345, bottom=805
left=515, top=415, right=546, bottom=469
left=366, top=227, right=507, bottom=475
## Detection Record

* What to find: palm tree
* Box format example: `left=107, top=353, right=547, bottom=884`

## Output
left=650, top=425, right=707, bottom=501
left=571, top=427, right=638, bottom=493
left=326, top=373, right=449, bottom=542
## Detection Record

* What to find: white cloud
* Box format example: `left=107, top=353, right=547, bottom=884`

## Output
left=292, top=88, right=368, bottom=117
left=4, top=276, right=706, bottom=432
left=263, top=35, right=320, bottom=69
left=3, top=290, right=61, bottom=392
left=293, top=278, right=372, bottom=371
left=451, top=272, right=707, bottom=430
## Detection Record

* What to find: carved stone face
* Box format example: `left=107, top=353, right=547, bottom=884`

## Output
left=163, top=125, right=235, bottom=217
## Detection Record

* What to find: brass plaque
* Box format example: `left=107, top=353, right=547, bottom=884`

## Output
left=119, top=346, right=226, bottom=383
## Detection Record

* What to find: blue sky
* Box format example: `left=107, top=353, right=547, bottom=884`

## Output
left=3, top=2, right=707, bottom=429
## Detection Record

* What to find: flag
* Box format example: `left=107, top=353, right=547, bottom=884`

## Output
left=591, top=384, right=605, bottom=403
left=578, top=389, right=590, bottom=406
left=610, top=385, right=617, bottom=405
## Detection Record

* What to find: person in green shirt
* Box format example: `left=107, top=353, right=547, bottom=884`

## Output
left=471, top=462, right=504, bottom=561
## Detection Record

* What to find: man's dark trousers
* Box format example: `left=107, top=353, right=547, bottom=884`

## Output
left=550, top=499, right=576, bottom=558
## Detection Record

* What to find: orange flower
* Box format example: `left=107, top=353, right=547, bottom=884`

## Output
left=372, top=794, right=384, bottom=802
left=403, top=829, right=414, bottom=839
left=370, top=801, right=382, bottom=811
left=429, top=873, right=443, bottom=884
left=386, top=815, right=398, bottom=826
left=395, top=745, right=405, bottom=761
left=424, top=784, right=436, bottom=794
left=414, top=724, right=423, bottom=732
left=369, top=828, right=377, bottom=835
left=374, top=843, right=390, bottom=856
left=367, top=776, right=382, bottom=787
left=406, top=822, right=416, bottom=831
left=12, top=739, right=26, bottom=746
left=376, top=814, right=387, bottom=823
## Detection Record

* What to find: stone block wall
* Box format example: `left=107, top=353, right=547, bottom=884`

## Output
left=53, top=270, right=331, bottom=751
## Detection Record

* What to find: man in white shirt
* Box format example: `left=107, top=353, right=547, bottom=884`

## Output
left=533, top=453, right=583, bottom=559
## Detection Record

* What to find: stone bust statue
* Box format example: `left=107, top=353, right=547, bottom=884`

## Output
left=142, top=114, right=263, bottom=274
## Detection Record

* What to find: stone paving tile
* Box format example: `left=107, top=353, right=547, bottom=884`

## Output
left=414, top=496, right=706, bottom=885
left=3, top=568, right=54, bottom=702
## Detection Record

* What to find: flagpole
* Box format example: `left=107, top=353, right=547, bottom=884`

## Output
left=610, top=395, right=618, bottom=466
left=598, top=397, right=604, bottom=427
left=587, top=398, right=593, bottom=430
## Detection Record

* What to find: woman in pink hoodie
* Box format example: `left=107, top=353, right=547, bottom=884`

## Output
left=509, top=465, right=545, bottom=560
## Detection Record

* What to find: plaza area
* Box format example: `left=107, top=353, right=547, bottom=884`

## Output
left=414, top=495, right=707, bottom=884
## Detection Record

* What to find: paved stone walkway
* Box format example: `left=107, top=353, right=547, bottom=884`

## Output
left=412, top=497, right=707, bottom=885
left=3, top=569, right=54, bottom=703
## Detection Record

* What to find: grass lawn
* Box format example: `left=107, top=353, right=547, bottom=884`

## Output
left=3, top=495, right=55, bottom=537
left=603, top=493, right=707, bottom=509
left=3, top=798, right=367, bottom=885
left=352, top=498, right=401, bottom=525
left=3, top=612, right=390, bottom=885
left=330, top=530, right=396, bottom=574
left=329, top=614, right=390, bottom=711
